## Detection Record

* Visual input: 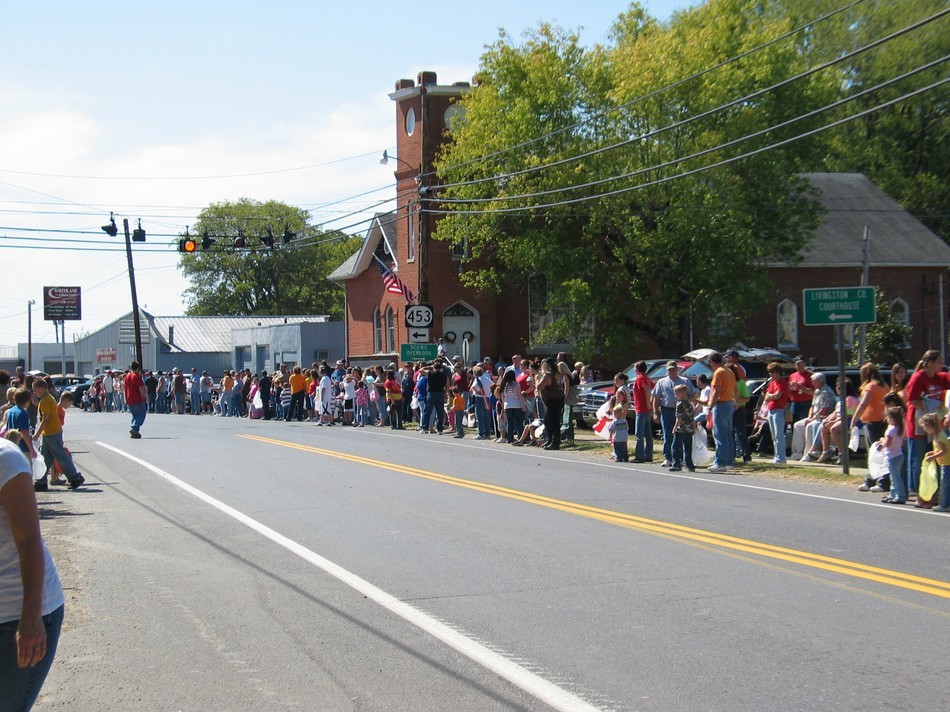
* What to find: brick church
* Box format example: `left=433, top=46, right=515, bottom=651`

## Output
left=331, top=72, right=950, bottom=369
left=329, top=71, right=539, bottom=367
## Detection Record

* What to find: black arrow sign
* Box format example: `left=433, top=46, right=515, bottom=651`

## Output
left=410, top=331, right=428, bottom=340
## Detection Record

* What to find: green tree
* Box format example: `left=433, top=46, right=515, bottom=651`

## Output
left=852, top=289, right=913, bottom=367
left=791, top=0, right=950, bottom=242
left=178, top=199, right=360, bottom=318
left=434, top=1, right=828, bottom=359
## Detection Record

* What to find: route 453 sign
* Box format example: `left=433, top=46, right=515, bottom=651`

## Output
left=803, top=286, right=876, bottom=326
left=405, top=303, right=434, bottom=329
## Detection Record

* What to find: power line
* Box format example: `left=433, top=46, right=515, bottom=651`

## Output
left=434, top=6, right=949, bottom=195
left=0, top=148, right=393, bottom=181
left=424, top=77, right=949, bottom=216
left=436, top=54, right=949, bottom=205
left=426, top=0, right=869, bottom=181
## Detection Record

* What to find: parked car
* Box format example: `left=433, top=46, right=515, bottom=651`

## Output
left=62, top=377, right=97, bottom=405
left=580, top=348, right=794, bottom=430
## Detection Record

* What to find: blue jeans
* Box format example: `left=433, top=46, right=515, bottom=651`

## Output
left=174, top=392, right=185, bottom=414
left=634, top=412, right=653, bottom=462
left=423, top=392, right=446, bottom=432
left=147, top=393, right=156, bottom=413
left=791, top=401, right=810, bottom=424
left=40, top=432, right=80, bottom=482
left=455, top=410, right=465, bottom=436
left=907, top=438, right=930, bottom=493
left=191, top=391, right=201, bottom=414
left=129, top=402, right=147, bottom=433
left=941, top=465, right=950, bottom=509
left=613, top=440, right=629, bottom=462
left=888, top=454, right=907, bottom=502
left=0, top=604, right=64, bottom=712
left=156, top=393, right=167, bottom=414
left=672, top=431, right=694, bottom=469
left=712, top=401, right=735, bottom=467
left=659, top=407, right=676, bottom=462
left=505, top=408, right=525, bottom=443
left=474, top=398, right=491, bottom=438
left=767, top=410, right=786, bottom=463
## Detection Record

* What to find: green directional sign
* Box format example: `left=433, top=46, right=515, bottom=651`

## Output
left=400, top=343, right=438, bottom=362
left=803, top=286, right=876, bottom=326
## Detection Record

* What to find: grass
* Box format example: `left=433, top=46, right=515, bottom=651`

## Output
left=566, top=435, right=865, bottom=484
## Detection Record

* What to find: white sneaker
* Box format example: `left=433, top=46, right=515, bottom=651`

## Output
left=708, top=465, right=727, bottom=473
left=661, top=460, right=672, bottom=468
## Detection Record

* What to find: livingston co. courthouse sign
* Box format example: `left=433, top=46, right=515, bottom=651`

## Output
left=802, top=286, right=876, bottom=326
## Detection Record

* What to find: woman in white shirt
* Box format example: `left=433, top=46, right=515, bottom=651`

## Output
left=0, top=437, right=64, bottom=709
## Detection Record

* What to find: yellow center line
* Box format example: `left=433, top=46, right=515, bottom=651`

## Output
left=238, top=433, right=950, bottom=600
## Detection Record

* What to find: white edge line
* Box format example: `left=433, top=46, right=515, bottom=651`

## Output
left=357, top=428, right=928, bottom=514
left=95, top=441, right=602, bottom=712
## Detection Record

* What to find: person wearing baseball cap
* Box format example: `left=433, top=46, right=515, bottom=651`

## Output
left=788, top=356, right=814, bottom=424
left=652, top=361, right=697, bottom=467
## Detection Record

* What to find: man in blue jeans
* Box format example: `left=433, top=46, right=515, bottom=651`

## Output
left=423, top=359, right=448, bottom=433
left=32, top=379, right=84, bottom=490
left=652, top=362, right=697, bottom=467
left=706, top=352, right=736, bottom=473
left=125, top=361, right=148, bottom=439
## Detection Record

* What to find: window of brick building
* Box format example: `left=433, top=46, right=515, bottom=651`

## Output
left=373, top=308, right=382, bottom=354
left=386, top=307, right=396, bottom=353
left=890, top=298, right=911, bottom=348
left=777, top=299, right=798, bottom=350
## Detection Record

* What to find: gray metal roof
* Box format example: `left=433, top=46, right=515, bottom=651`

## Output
left=773, top=173, right=950, bottom=268
left=151, top=315, right=329, bottom=353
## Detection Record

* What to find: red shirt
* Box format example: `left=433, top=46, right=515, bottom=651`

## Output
left=632, top=374, right=653, bottom=414
left=765, top=378, right=788, bottom=410
left=905, top=370, right=950, bottom=439
left=787, top=370, right=813, bottom=403
left=516, top=371, right=535, bottom=397
left=124, top=371, right=146, bottom=406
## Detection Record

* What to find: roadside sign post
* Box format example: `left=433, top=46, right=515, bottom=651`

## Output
left=803, top=287, right=877, bottom=475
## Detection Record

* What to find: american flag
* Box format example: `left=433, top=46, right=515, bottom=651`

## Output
left=375, top=256, right=415, bottom=302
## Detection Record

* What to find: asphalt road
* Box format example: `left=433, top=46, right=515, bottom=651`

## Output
left=31, top=410, right=949, bottom=711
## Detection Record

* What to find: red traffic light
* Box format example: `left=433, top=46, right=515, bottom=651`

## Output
left=178, top=239, right=197, bottom=253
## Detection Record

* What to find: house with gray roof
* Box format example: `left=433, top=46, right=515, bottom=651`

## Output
left=744, top=172, right=950, bottom=364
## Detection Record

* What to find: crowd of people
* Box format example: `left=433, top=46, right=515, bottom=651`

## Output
left=185, top=353, right=587, bottom=451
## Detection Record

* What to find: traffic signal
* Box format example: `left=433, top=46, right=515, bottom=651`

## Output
left=233, top=233, right=247, bottom=249
left=178, top=238, right=197, bottom=253
left=201, top=231, right=215, bottom=250
left=132, top=219, right=146, bottom=242
left=101, top=213, right=118, bottom=237
left=282, top=228, right=295, bottom=245
left=262, top=228, right=275, bottom=248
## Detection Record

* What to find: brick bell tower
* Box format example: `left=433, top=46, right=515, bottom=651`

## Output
left=388, top=72, right=469, bottom=303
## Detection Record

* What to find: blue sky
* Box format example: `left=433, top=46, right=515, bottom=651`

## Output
left=0, top=1, right=692, bottom=348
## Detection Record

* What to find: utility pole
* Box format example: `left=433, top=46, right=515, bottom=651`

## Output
left=123, top=218, right=144, bottom=366
left=857, top=225, right=870, bottom=364
left=27, top=299, right=35, bottom=371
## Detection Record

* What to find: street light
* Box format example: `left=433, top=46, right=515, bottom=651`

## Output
left=379, top=149, right=415, bottom=171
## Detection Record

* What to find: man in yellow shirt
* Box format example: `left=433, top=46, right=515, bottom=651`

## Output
left=32, top=379, right=84, bottom=490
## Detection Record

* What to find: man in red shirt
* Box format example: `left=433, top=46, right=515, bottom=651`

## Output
left=125, top=361, right=148, bottom=439
left=787, top=357, right=814, bottom=424
left=905, top=350, right=950, bottom=494
left=631, top=361, right=654, bottom=463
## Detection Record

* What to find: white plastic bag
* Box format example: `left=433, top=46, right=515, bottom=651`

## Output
left=252, top=391, right=263, bottom=409
left=31, top=458, right=46, bottom=482
left=867, top=442, right=889, bottom=481
left=692, top=425, right=712, bottom=467
left=848, top=425, right=863, bottom=452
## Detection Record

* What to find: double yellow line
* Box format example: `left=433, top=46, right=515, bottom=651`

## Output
left=239, top=433, right=950, bottom=600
